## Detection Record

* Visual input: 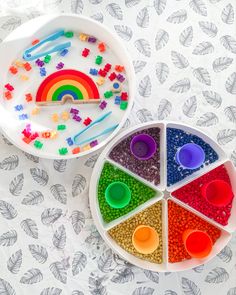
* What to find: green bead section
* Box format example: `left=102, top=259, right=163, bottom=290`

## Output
left=120, top=101, right=128, bottom=110
left=57, top=124, right=66, bottom=131
left=58, top=147, right=68, bottom=155
left=97, top=162, right=156, bottom=223
left=64, top=31, right=74, bottom=38
left=34, top=140, right=43, bottom=149
left=95, top=55, right=103, bottom=65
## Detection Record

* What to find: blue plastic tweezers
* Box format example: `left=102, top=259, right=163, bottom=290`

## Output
left=23, top=30, right=71, bottom=61
left=73, top=111, right=118, bottom=146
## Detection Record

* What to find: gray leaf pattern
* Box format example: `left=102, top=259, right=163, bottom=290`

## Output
left=220, top=35, right=236, bottom=54
left=40, top=288, right=62, bottom=295
left=0, top=1, right=236, bottom=293
left=22, top=190, right=44, bottom=205
left=114, top=25, right=133, bottom=41
left=156, top=62, right=169, bottom=84
left=9, top=173, right=24, bottom=196
left=21, top=218, right=38, bottom=239
left=193, top=67, right=211, bottom=86
left=221, top=4, right=234, bottom=25
left=182, top=96, right=197, bottom=118
left=0, top=201, right=17, bottom=220
left=138, top=75, right=151, bottom=97
left=0, top=230, right=17, bottom=246
left=29, top=244, right=48, bottom=264
left=167, top=10, right=187, bottom=24
left=199, top=21, right=217, bottom=37
left=53, top=225, right=66, bottom=249
left=136, top=7, right=149, bottom=28
left=155, top=29, right=169, bottom=51
left=205, top=267, right=229, bottom=283
left=20, top=268, right=43, bottom=284
left=72, top=174, right=86, bottom=197
left=179, top=26, right=193, bottom=47
left=71, top=210, right=85, bottom=235
left=72, top=251, right=87, bottom=276
left=135, top=39, right=151, bottom=57
left=0, top=155, right=19, bottom=170
left=192, top=42, right=214, bottom=55
left=50, top=184, right=67, bottom=204
left=0, top=278, right=15, bottom=295
left=50, top=261, right=67, bottom=284
left=7, top=249, right=22, bottom=274
left=212, top=57, right=233, bottom=73
left=30, top=168, right=49, bottom=186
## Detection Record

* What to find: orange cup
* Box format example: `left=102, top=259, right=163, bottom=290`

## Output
left=132, top=225, right=159, bottom=255
left=182, top=229, right=213, bottom=258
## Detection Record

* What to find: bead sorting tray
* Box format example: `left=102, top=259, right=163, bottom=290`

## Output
left=0, top=14, right=135, bottom=159
left=89, top=122, right=236, bottom=272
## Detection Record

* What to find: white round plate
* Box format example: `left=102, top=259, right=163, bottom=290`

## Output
left=89, top=121, right=236, bottom=272
left=0, top=14, right=135, bottom=159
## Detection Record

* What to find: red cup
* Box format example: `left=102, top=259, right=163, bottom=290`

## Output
left=201, top=179, right=233, bottom=207
left=182, top=229, right=213, bottom=258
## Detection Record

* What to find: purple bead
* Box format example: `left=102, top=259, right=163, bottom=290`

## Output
left=99, top=100, right=107, bottom=110
left=88, top=36, right=97, bottom=43
left=73, top=114, right=82, bottom=122
left=70, top=108, right=79, bottom=114
left=117, top=74, right=125, bottom=82
left=26, top=123, right=31, bottom=131
left=90, top=140, right=98, bottom=147
left=56, top=62, right=64, bottom=70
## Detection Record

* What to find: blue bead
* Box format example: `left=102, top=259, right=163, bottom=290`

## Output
left=167, top=127, right=219, bottom=186
left=15, top=104, right=23, bottom=111
left=19, top=113, right=28, bottom=120
left=66, top=137, right=73, bottom=146
left=60, top=49, right=69, bottom=56
left=89, top=68, right=98, bottom=75
left=114, top=96, right=121, bottom=105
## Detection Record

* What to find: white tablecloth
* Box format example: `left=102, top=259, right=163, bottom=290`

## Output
left=0, top=0, right=235, bottom=294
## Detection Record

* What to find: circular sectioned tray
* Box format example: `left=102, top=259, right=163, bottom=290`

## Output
left=0, top=14, right=135, bottom=159
left=89, top=121, right=236, bottom=272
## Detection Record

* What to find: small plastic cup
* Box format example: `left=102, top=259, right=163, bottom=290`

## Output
left=182, top=229, right=213, bottom=259
left=105, top=181, right=131, bottom=209
left=175, top=143, right=205, bottom=169
left=132, top=225, right=159, bottom=254
left=201, top=179, right=233, bottom=207
left=130, top=134, right=157, bottom=160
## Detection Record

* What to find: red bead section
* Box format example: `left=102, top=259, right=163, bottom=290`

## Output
left=168, top=200, right=221, bottom=263
left=171, top=165, right=234, bottom=226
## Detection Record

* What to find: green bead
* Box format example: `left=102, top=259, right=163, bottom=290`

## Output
left=120, top=101, right=128, bottom=110
left=44, top=54, right=51, bottom=63
left=58, top=147, right=68, bottom=155
left=104, top=91, right=113, bottom=98
left=57, top=124, right=66, bottom=131
left=34, top=140, right=43, bottom=149
left=64, top=31, right=74, bottom=38
left=95, top=55, right=103, bottom=65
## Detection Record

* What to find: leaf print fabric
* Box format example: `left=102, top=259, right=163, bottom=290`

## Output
left=0, top=0, right=235, bottom=294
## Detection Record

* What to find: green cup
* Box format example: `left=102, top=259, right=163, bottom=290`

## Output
left=105, top=181, right=131, bottom=209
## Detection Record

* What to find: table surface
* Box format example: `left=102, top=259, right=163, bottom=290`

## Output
left=0, top=0, right=235, bottom=294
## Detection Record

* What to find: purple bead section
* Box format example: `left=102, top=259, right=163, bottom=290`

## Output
left=88, top=36, right=97, bottom=43
left=56, top=62, right=64, bottom=70
left=117, top=74, right=125, bottom=82
left=109, top=128, right=161, bottom=185
left=99, top=100, right=107, bottom=110
left=70, top=108, right=79, bottom=114
left=73, top=114, right=82, bottom=122
left=130, top=134, right=157, bottom=160
left=90, top=140, right=98, bottom=147
left=175, top=143, right=205, bottom=169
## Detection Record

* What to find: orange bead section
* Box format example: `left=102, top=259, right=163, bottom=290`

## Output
left=168, top=200, right=221, bottom=263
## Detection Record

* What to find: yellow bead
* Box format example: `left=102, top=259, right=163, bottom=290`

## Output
left=96, top=77, right=105, bottom=86
left=20, top=74, right=29, bottom=81
left=61, top=111, right=69, bottom=121
left=52, top=113, right=59, bottom=122
left=31, top=107, right=40, bottom=115
left=79, top=33, right=88, bottom=41
left=14, top=60, right=24, bottom=68
left=50, top=131, right=58, bottom=139
left=82, top=144, right=91, bottom=151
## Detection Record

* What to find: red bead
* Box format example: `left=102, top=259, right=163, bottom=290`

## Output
left=30, top=132, right=39, bottom=140
left=9, top=66, right=18, bottom=74
left=98, top=69, right=107, bottom=77
left=115, top=65, right=124, bottom=72
left=82, top=48, right=90, bottom=57
left=83, top=117, right=92, bottom=126
left=108, top=72, right=116, bottom=81
left=121, top=92, right=128, bottom=101
left=22, top=129, right=31, bottom=138
left=4, top=91, right=12, bottom=100
left=32, top=39, right=40, bottom=45
left=24, top=62, right=32, bottom=71
left=4, top=83, right=14, bottom=91
left=25, top=93, right=33, bottom=102
left=22, top=137, right=32, bottom=144
left=72, top=147, right=80, bottom=154
left=104, top=63, right=111, bottom=72
left=98, top=42, right=106, bottom=52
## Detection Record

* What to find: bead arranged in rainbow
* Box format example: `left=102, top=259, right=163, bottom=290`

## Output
left=36, top=69, right=100, bottom=105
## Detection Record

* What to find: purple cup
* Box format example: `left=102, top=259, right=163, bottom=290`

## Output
left=130, top=134, right=157, bottom=160
left=175, top=143, right=205, bottom=169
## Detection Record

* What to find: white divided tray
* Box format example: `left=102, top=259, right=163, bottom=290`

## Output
left=0, top=14, right=135, bottom=159
left=89, top=121, right=236, bottom=272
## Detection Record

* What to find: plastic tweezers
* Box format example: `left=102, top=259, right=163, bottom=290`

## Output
left=73, top=111, right=118, bottom=146
left=23, top=30, right=71, bottom=61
